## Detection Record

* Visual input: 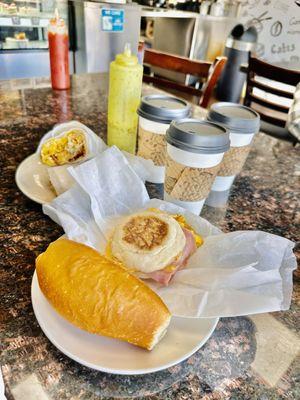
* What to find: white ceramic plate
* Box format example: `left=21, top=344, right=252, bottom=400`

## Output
left=15, top=154, right=56, bottom=204
left=31, top=272, right=218, bottom=375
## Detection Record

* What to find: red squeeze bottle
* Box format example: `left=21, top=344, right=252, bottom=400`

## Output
left=48, top=9, right=70, bottom=90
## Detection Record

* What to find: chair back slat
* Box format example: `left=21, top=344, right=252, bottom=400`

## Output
left=248, top=78, right=294, bottom=99
left=248, top=57, right=300, bottom=86
left=244, top=56, right=300, bottom=128
left=248, top=93, right=290, bottom=113
left=144, top=48, right=211, bottom=77
left=143, top=75, right=202, bottom=97
left=251, top=109, right=287, bottom=128
left=143, top=48, right=226, bottom=108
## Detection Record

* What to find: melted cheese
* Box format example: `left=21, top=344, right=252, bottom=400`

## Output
left=163, top=264, right=177, bottom=272
left=147, top=208, right=203, bottom=248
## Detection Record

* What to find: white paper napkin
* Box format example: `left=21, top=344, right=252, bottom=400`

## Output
left=43, top=147, right=297, bottom=318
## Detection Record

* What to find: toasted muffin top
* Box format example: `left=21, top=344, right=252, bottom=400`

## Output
left=111, top=211, right=186, bottom=273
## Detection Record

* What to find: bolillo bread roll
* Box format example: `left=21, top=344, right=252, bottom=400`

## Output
left=36, top=238, right=171, bottom=350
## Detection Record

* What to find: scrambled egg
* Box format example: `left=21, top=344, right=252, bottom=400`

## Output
left=40, top=129, right=87, bottom=166
left=172, top=214, right=203, bottom=247
left=147, top=208, right=203, bottom=248
left=163, top=264, right=179, bottom=272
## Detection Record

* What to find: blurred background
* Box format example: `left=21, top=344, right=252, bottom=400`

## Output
left=0, top=0, right=299, bottom=81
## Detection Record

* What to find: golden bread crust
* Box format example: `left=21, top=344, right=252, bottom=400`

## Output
left=36, top=238, right=171, bottom=350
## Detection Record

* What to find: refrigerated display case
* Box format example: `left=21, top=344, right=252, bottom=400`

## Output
left=72, top=1, right=141, bottom=74
left=0, top=0, right=70, bottom=79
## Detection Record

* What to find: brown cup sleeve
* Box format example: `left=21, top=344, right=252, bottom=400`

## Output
left=165, top=154, right=220, bottom=202
left=137, top=126, right=166, bottom=166
left=217, top=144, right=252, bottom=177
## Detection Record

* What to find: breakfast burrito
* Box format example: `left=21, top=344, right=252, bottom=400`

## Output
left=37, top=121, right=106, bottom=195
left=40, top=128, right=88, bottom=166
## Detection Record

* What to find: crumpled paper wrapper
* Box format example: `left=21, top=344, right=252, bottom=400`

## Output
left=36, top=121, right=160, bottom=195
left=43, top=146, right=296, bottom=318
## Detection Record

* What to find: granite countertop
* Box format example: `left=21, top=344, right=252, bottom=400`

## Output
left=0, top=73, right=299, bottom=400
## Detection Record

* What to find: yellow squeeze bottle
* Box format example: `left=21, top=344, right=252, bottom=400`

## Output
left=107, top=43, right=143, bottom=154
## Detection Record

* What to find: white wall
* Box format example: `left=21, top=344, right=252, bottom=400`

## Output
left=240, top=0, right=300, bottom=63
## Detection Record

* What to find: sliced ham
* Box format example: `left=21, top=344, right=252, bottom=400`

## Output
left=146, top=228, right=197, bottom=286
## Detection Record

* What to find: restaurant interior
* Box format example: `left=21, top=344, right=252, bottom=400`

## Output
left=1, top=1, right=299, bottom=399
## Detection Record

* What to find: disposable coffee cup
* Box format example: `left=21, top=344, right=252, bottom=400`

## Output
left=205, top=188, right=231, bottom=208
left=164, top=119, right=230, bottom=214
left=207, top=102, right=260, bottom=193
left=137, top=95, right=191, bottom=183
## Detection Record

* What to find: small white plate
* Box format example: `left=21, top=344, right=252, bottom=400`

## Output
left=31, top=272, right=218, bottom=375
left=15, top=154, right=56, bottom=204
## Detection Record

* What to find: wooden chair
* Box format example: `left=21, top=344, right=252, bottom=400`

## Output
left=243, top=56, right=300, bottom=143
left=143, top=48, right=227, bottom=109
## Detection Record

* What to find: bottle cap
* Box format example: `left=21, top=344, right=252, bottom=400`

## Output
left=115, top=43, right=138, bottom=66
left=49, top=8, right=66, bottom=31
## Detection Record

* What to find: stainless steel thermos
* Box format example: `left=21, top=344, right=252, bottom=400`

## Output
left=216, top=24, right=257, bottom=103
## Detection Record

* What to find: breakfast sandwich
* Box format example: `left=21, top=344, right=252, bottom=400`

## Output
left=109, top=209, right=203, bottom=285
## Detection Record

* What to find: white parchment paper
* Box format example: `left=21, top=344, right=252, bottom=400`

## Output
left=43, top=146, right=297, bottom=318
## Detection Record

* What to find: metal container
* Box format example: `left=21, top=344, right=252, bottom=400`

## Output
left=73, top=1, right=141, bottom=73
left=216, top=25, right=257, bottom=102
left=150, top=13, right=237, bottom=84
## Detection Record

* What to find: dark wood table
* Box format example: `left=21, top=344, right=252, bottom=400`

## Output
left=1, top=73, right=299, bottom=400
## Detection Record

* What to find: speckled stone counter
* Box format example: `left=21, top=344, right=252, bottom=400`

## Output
left=0, top=74, right=299, bottom=400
